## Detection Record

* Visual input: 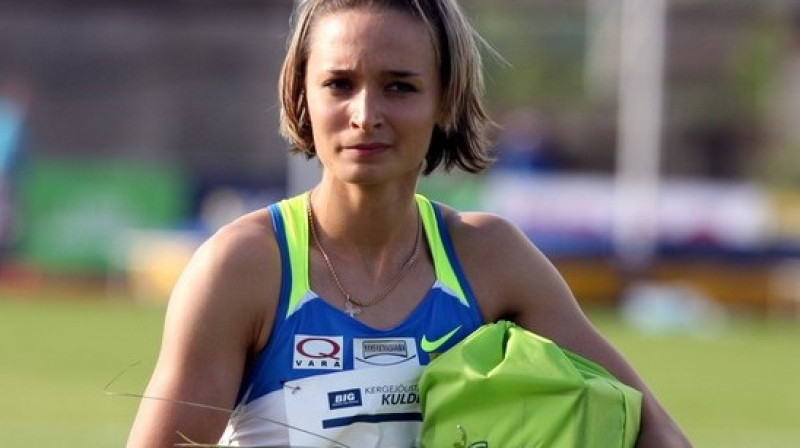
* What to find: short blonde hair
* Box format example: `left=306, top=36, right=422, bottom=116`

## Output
left=278, top=0, right=495, bottom=174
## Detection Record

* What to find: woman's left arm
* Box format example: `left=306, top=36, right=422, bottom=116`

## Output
left=451, top=211, right=692, bottom=448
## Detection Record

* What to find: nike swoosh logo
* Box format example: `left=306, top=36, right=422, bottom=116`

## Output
left=420, top=325, right=462, bottom=353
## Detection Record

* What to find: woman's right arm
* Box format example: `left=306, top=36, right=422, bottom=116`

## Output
left=126, top=214, right=279, bottom=448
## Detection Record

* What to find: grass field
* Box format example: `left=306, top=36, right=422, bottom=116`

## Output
left=1, top=285, right=799, bottom=447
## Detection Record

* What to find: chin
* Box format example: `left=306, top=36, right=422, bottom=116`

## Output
left=333, top=161, right=420, bottom=186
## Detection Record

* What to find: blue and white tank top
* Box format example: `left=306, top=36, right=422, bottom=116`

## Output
left=219, top=193, right=483, bottom=447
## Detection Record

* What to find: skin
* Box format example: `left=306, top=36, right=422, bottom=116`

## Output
left=127, top=7, right=691, bottom=448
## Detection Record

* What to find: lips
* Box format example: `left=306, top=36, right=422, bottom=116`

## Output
left=345, top=142, right=390, bottom=151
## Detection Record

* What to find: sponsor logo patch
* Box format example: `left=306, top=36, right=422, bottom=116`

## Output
left=354, top=337, right=418, bottom=368
left=363, top=383, right=420, bottom=408
left=420, top=325, right=461, bottom=353
left=328, top=388, right=363, bottom=410
left=293, top=335, right=344, bottom=370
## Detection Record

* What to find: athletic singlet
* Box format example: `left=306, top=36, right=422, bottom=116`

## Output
left=219, top=193, right=484, bottom=447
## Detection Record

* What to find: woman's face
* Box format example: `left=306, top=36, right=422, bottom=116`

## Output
left=304, top=8, right=441, bottom=186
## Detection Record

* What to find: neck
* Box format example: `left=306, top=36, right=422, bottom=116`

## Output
left=308, top=182, right=419, bottom=253
left=308, top=186, right=420, bottom=276
left=307, top=187, right=423, bottom=313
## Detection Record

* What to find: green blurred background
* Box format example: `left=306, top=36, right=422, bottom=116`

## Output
left=2, top=287, right=798, bottom=447
left=2, top=0, right=800, bottom=446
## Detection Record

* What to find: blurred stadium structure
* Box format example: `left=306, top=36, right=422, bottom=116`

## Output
left=1, top=0, right=800, bottom=317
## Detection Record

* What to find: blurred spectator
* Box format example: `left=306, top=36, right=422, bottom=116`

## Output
left=0, top=74, right=31, bottom=260
left=492, top=107, right=567, bottom=174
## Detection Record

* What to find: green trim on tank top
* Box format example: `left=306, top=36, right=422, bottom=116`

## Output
left=277, top=192, right=470, bottom=318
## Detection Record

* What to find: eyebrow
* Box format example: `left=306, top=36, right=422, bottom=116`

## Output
left=323, top=69, right=423, bottom=78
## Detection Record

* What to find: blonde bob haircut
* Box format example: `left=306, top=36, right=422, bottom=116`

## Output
left=279, top=0, right=495, bottom=175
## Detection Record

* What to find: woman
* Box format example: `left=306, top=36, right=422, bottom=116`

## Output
left=127, top=0, right=691, bottom=447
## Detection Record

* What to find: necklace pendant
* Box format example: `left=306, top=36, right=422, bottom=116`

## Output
left=344, top=298, right=362, bottom=317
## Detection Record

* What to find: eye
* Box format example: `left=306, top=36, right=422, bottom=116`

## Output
left=387, top=81, right=418, bottom=93
left=322, top=78, right=352, bottom=91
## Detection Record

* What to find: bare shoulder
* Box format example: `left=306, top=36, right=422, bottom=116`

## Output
left=437, top=205, right=576, bottom=328
left=437, top=206, right=527, bottom=252
left=188, top=209, right=277, bottom=290
left=127, top=208, right=281, bottom=447
left=167, top=207, right=281, bottom=354
left=194, top=208, right=278, bottom=281
left=437, top=205, right=545, bottom=275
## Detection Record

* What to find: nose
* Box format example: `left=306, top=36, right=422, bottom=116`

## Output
left=350, top=88, right=383, bottom=132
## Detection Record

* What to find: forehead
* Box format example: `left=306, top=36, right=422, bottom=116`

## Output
left=306, top=8, right=437, bottom=73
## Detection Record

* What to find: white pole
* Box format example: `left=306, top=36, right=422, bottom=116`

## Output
left=614, top=0, right=667, bottom=268
left=585, top=0, right=622, bottom=102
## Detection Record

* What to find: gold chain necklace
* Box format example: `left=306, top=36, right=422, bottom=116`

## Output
left=307, top=195, right=421, bottom=317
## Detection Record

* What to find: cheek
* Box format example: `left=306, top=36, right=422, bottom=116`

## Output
left=304, top=88, right=324, bottom=122
left=398, top=107, right=438, bottom=139
left=402, top=117, right=436, bottom=156
left=307, top=96, right=344, bottom=131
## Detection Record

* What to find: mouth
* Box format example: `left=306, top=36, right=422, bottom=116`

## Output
left=343, top=142, right=391, bottom=153
left=345, top=142, right=390, bottom=150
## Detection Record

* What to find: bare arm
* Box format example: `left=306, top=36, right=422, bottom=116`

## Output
left=449, top=210, right=692, bottom=448
left=126, top=214, right=278, bottom=448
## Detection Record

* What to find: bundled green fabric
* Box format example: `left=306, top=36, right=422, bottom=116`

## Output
left=418, top=321, right=642, bottom=448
